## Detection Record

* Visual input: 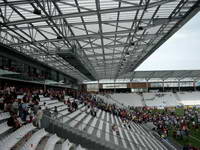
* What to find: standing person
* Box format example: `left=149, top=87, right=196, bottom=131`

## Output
left=35, top=107, right=43, bottom=128
left=33, top=101, right=40, bottom=115
left=18, top=99, right=23, bottom=120
left=54, top=106, right=58, bottom=119
left=21, top=99, right=29, bottom=122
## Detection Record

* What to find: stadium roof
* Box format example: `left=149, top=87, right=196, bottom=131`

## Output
left=131, top=70, right=200, bottom=80
left=0, top=0, right=200, bottom=82
left=84, top=70, right=200, bottom=84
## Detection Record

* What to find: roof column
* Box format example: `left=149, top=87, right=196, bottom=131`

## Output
left=178, top=79, right=181, bottom=92
left=162, top=79, right=165, bottom=92
left=145, top=78, right=150, bottom=92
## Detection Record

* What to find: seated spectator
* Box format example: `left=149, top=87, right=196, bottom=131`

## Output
left=68, top=105, right=74, bottom=113
left=112, top=124, right=120, bottom=135
left=72, top=100, right=78, bottom=111
left=90, top=106, right=97, bottom=117
left=7, top=113, right=22, bottom=129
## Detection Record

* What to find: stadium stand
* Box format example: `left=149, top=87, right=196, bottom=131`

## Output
left=0, top=93, right=86, bottom=150
left=98, top=92, right=180, bottom=107
left=143, top=92, right=180, bottom=107
left=1, top=0, right=200, bottom=149
left=177, top=92, right=200, bottom=105
left=21, top=128, right=48, bottom=150
left=1, top=86, right=200, bottom=150
left=104, top=91, right=200, bottom=107
left=110, top=93, right=144, bottom=107
left=43, top=134, right=60, bottom=150
left=39, top=94, right=169, bottom=150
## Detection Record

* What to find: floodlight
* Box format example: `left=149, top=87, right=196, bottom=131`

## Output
left=33, top=8, right=41, bottom=15
left=57, top=36, right=63, bottom=39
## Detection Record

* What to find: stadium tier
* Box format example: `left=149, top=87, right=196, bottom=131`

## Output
left=1, top=88, right=200, bottom=149
left=1, top=0, right=200, bottom=149
left=0, top=95, right=86, bottom=150
left=98, top=92, right=200, bottom=107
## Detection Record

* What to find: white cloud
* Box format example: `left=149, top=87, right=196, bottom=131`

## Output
left=136, top=12, right=200, bottom=71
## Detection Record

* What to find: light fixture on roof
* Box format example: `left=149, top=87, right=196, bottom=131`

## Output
left=33, top=8, right=41, bottom=15
left=57, top=35, right=63, bottom=39
left=130, top=41, right=135, bottom=46
left=126, top=51, right=130, bottom=55
left=138, top=26, right=144, bottom=30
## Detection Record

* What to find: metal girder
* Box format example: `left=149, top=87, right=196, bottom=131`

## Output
left=9, top=31, right=159, bottom=47
left=0, top=0, right=199, bottom=82
left=95, top=0, right=106, bottom=76
left=129, top=0, right=200, bottom=81
left=3, top=17, right=180, bottom=27
left=1, top=0, right=174, bottom=25
left=129, top=70, right=200, bottom=81
left=11, top=43, right=148, bottom=52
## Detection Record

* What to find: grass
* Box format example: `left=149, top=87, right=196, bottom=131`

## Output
left=150, top=107, right=200, bottom=148
left=167, top=108, right=200, bottom=148
left=174, top=108, right=185, bottom=116
left=168, top=127, right=200, bottom=148
left=190, top=128, right=200, bottom=141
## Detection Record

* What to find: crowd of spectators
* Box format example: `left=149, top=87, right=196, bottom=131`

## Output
left=1, top=86, right=200, bottom=150
left=0, top=86, right=68, bottom=129
left=74, top=93, right=200, bottom=150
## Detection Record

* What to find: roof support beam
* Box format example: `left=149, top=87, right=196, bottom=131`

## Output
left=9, top=31, right=160, bottom=47
left=3, top=17, right=180, bottom=27
left=1, top=0, right=175, bottom=25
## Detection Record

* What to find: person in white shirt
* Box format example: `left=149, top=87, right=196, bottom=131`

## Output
left=35, top=107, right=43, bottom=128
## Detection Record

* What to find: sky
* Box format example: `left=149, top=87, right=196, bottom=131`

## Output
left=136, top=12, right=200, bottom=71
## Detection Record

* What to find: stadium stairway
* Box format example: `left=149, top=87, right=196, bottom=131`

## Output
left=141, top=123, right=178, bottom=150
left=42, top=104, right=169, bottom=150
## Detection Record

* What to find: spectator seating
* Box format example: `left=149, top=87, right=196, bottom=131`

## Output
left=62, top=139, right=73, bottom=150
left=0, top=94, right=86, bottom=150
left=0, top=118, right=85, bottom=150
left=59, top=105, right=168, bottom=150
left=21, top=128, right=48, bottom=150
left=44, top=134, right=60, bottom=150
left=0, top=112, right=10, bottom=121
left=0, top=123, right=36, bottom=150
left=177, top=91, right=200, bottom=105
left=143, top=92, right=179, bottom=107
left=0, top=121, right=12, bottom=135
left=98, top=93, right=144, bottom=107
left=99, top=92, right=180, bottom=107
left=111, top=93, right=144, bottom=107
left=1, top=92, right=179, bottom=150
